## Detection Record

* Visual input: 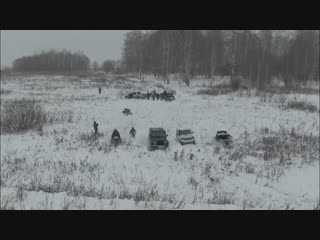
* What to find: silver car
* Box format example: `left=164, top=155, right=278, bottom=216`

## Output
left=176, top=129, right=196, bottom=145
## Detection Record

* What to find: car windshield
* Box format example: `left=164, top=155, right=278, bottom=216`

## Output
left=151, top=131, right=166, bottom=137
left=218, top=134, right=230, bottom=139
left=180, top=130, right=191, bottom=135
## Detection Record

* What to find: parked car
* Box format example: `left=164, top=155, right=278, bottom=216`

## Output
left=122, top=108, right=132, bottom=115
left=125, top=92, right=146, bottom=99
left=148, top=128, right=169, bottom=151
left=176, top=129, right=196, bottom=145
left=215, top=131, right=233, bottom=146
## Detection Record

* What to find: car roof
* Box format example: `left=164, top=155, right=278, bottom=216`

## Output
left=150, top=128, right=165, bottom=132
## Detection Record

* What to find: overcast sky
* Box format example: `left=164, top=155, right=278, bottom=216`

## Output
left=1, top=30, right=131, bottom=68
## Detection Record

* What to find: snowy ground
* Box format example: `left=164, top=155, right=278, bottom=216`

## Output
left=1, top=73, right=319, bottom=210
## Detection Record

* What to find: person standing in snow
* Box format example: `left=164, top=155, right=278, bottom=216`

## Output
left=163, top=90, right=167, bottom=100
left=130, top=127, right=136, bottom=138
left=93, top=121, right=99, bottom=134
left=98, top=87, right=102, bottom=94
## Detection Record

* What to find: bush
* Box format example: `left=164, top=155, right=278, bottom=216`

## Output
left=219, top=127, right=319, bottom=167
left=197, top=88, right=232, bottom=96
left=1, top=99, right=47, bottom=134
left=47, top=111, right=74, bottom=124
left=286, top=100, right=318, bottom=113
left=77, top=132, right=104, bottom=142
left=1, top=89, right=12, bottom=95
left=197, top=88, right=220, bottom=96
left=230, top=76, right=243, bottom=91
left=207, top=192, right=235, bottom=205
left=76, top=132, right=105, bottom=149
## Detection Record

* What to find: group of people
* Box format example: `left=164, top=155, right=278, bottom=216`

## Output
left=111, top=127, right=136, bottom=143
left=146, top=89, right=168, bottom=101
left=93, top=121, right=136, bottom=141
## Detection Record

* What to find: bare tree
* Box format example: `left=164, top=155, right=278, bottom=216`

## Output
left=161, top=30, right=171, bottom=84
left=120, top=30, right=318, bottom=90
left=92, top=61, right=99, bottom=71
left=183, top=30, right=193, bottom=86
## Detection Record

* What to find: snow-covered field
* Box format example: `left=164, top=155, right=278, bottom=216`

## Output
left=1, top=74, right=319, bottom=210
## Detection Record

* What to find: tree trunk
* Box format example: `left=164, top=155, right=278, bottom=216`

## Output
left=304, top=49, right=308, bottom=83
left=211, top=46, right=216, bottom=84
left=183, top=30, right=193, bottom=87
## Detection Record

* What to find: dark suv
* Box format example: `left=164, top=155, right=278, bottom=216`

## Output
left=215, top=131, right=233, bottom=147
left=148, top=128, right=169, bottom=151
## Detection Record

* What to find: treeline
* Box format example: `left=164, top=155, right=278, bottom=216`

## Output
left=100, top=60, right=123, bottom=73
left=12, top=49, right=91, bottom=72
left=87, top=59, right=123, bottom=73
left=122, top=30, right=319, bottom=88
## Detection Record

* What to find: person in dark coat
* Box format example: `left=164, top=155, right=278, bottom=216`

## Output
left=112, top=129, right=120, bottom=139
left=163, top=90, right=167, bottom=98
left=147, top=92, right=150, bottom=100
left=111, top=129, right=122, bottom=145
left=93, top=121, right=99, bottom=134
left=98, top=87, right=102, bottom=94
left=156, top=93, right=159, bottom=100
left=130, top=127, right=136, bottom=138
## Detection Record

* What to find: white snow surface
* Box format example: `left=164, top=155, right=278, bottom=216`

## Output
left=1, top=74, right=319, bottom=210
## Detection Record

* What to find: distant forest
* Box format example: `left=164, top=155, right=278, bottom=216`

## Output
left=6, top=30, right=319, bottom=89
left=12, top=50, right=91, bottom=72
left=121, top=30, right=319, bottom=88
